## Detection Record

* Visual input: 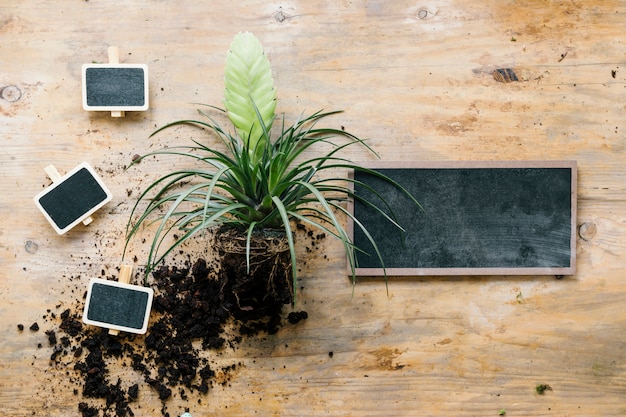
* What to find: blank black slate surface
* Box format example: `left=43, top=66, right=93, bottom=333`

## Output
left=85, top=67, right=146, bottom=107
left=87, top=282, right=150, bottom=330
left=38, top=167, right=109, bottom=230
left=352, top=162, right=576, bottom=275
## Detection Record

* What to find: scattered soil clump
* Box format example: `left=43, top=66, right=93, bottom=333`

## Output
left=44, top=258, right=307, bottom=417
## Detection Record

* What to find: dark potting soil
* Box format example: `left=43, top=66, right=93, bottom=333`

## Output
left=42, top=258, right=307, bottom=417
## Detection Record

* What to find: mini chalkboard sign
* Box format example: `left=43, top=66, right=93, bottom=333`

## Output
left=34, top=162, right=112, bottom=234
left=349, top=160, right=577, bottom=276
left=82, top=46, right=149, bottom=117
left=83, top=266, right=154, bottom=335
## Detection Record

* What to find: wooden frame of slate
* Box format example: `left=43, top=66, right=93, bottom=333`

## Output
left=33, top=162, right=112, bottom=234
left=348, top=160, right=577, bottom=276
left=83, top=278, right=154, bottom=335
left=81, top=63, right=149, bottom=112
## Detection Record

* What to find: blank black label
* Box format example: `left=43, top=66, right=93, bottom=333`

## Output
left=353, top=167, right=573, bottom=270
left=87, top=283, right=149, bottom=329
left=38, top=167, right=108, bottom=229
left=85, top=67, right=145, bottom=107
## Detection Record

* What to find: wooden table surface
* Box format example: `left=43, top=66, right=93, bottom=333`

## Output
left=1, top=1, right=625, bottom=416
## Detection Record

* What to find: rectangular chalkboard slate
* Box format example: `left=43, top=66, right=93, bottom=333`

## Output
left=34, top=162, right=112, bottom=234
left=350, top=161, right=577, bottom=276
left=82, top=64, right=149, bottom=111
left=83, top=278, right=154, bottom=334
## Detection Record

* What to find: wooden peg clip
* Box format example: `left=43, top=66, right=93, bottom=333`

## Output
left=108, top=265, right=133, bottom=336
left=82, top=46, right=148, bottom=114
left=44, top=164, right=93, bottom=226
left=107, top=46, right=125, bottom=118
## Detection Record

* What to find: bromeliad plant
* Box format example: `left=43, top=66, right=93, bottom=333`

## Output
left=125, top=32, right=417, bottom=304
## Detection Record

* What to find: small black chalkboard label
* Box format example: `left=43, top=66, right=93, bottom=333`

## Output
left=82, top=64, right=149, bottom=111
left=83, top=278, right=154, bottom=334
left=350, top=161, right=577, bottom=276
left=34, top=162, right=112, bottom=234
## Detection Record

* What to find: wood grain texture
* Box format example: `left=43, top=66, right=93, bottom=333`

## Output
left=1, top=0, right=625, bottom=416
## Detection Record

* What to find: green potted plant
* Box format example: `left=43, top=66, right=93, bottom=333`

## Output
left=125, top=32, right=418, bottom=320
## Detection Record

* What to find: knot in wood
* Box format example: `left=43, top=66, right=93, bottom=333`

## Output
left=1, top=85, right=22, bottom=102
left=578, top=222, right=597, bottom=241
